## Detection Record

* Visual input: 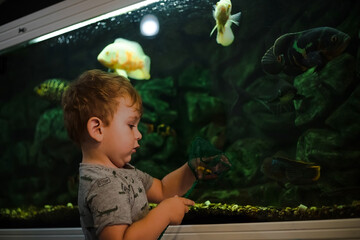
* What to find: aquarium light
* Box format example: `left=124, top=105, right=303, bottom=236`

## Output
left=29, top=0, right=160, bottom=44
left=140, top=14, right=159, bottom=36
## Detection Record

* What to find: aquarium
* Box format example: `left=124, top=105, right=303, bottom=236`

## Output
left=0, top=0, right=360, bottom=231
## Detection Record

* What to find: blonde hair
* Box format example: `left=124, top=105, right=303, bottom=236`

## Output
left=62, top=69, right=142, bottom=145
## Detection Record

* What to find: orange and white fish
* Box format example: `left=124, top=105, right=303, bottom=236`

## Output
left=210, top=0, right=241, bottom=46
left=97, top=38, right=151, bottom=80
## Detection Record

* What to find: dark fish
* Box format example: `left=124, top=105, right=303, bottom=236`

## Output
left=261, top=153, right=320, bottom=187
left=34, top=78, right=69, bottom=101
left=263, top=84, right=304, bottom=114
left=266, top=84, right=304, bottom=104
left=261, top=27, right=351, bottom=76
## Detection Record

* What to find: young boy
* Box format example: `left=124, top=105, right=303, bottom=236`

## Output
left=62, top=69, right=196, bottom=240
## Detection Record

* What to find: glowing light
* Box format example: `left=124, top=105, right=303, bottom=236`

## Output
left=140, top=14, right=159, bottom=37
left=29, top=0, right=160, bottom=44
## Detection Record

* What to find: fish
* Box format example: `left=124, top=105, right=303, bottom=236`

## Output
left=264, top=84, right=305, bottom=114
left=230, top=82, right=300, bottom=114
left=210, top=0, right=241, bottom=47
left=34, top=78, right=69, bottom=101
left=261, top=27, right=351, bottom=76
left=156, top=123, right=176, bottom=137
left=261, top=152, right=320, bottom=187
left=266, top=85, right=304, bottom=104
left=97, top=38, right=151, bottom=80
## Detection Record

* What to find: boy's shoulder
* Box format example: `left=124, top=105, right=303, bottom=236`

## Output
left=79, top=163, right=143, bottom=182
left=78, top=163, right=153, bottom=192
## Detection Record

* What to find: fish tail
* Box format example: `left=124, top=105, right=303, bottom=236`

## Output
left=229, top=11, right=241, bottom=26
left=217, top=25, right=234, bottom=46
left=308, top=165, right=321, bottom=181
left=144, top=56, right=151, bottom=73
left=143, top=55, right=151, bottom=80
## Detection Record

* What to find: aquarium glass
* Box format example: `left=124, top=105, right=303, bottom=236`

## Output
left=1, top=0, right=360, bottom=226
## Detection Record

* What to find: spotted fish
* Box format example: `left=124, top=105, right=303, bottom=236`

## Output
left=261, top=27, right=351, bottom=76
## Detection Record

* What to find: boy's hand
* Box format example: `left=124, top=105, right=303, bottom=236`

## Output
left=159, top=195, right=195, bottom=225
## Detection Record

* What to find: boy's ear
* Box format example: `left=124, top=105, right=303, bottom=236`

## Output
left=87, top=117, right=104, bottom=142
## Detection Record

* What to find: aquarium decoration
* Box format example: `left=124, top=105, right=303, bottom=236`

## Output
left=1, top=201, right=359, bottom=227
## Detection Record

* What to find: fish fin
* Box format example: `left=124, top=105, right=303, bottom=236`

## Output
left=273, top=151, right=291, bottom=159
left=114, top=38, right=145, bottom=55
left=273, top=33, right=297, bottom=56
left=114, top=38, right=125, bottom=43
left=115, top=69, right=128, bottom=78
left=210, top=25, right=217, bottom=36
left=229, top=11, right=241, bottom=26
left=273, top=153, right=317, bottom=166
left=128, top=69, right=150, bottom=80
left=261, top=46, right=284, bottom=74
left=217, top=25, right=234, bottom=46
left=210, top=5, right=217, bottom=36
left=302, top=51, right=323, bottom=68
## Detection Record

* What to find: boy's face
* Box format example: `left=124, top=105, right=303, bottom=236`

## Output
left=102, top=97, right=142, bottom=168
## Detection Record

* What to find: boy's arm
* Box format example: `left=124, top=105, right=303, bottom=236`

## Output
left=147, top=163, right=196, bottom=203
left=99, top=195, right=194, bottom=240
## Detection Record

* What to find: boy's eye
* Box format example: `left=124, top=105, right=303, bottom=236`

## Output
left=129, top=124, right=135, bottom=129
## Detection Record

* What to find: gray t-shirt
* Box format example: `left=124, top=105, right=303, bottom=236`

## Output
left=78, top=163, right=153, bottom=239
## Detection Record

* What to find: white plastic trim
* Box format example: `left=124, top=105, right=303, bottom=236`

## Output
left=0, top=0, right=145, bottom=52
left=0, top=218, right=359, bottom=240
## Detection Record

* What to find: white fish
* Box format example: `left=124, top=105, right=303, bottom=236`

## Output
left=97, top=38, right=151, bottom=80
left=210, top=0, right=241, bottom=46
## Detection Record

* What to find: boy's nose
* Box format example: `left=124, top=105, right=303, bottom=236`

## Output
left=136, top=129, right=142, bottom=140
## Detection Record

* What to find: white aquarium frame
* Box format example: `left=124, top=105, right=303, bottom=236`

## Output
left=0, top=218, right=359, bottom=239
left=1, top=1, right=360, bottom=239
left=0, top=0, right=156, bottom=53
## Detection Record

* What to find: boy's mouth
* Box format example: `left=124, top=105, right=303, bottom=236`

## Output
left=132, top=145, right=140, bottom=153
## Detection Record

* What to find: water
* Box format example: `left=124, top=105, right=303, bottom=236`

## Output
left=0, top=0, right=359, bottom=221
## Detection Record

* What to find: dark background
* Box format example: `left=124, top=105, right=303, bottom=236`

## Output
left=0, top=0, right=63, bottom=26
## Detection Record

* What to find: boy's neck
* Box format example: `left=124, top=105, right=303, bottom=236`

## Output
left=81, top=145, right=123, bottom=168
